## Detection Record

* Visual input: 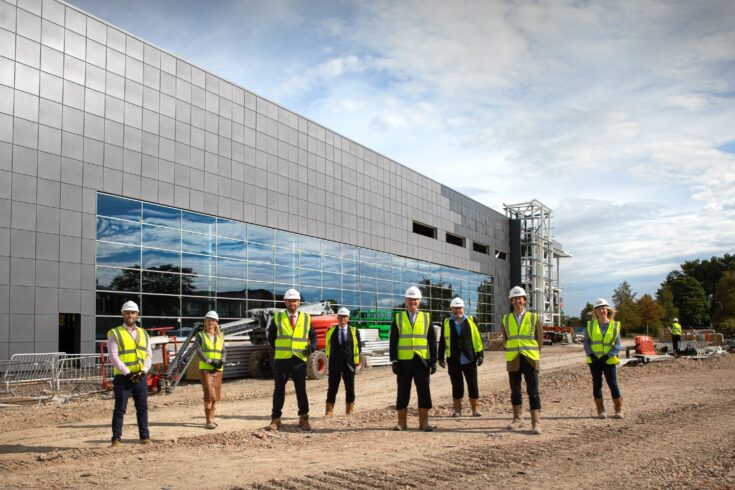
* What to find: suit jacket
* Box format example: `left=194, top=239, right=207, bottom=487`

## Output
left=328, top=326, right=362, bottom=371
left=438, top=316, right=482, bottom=364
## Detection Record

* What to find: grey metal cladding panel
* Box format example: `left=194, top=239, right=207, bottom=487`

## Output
left=35, top=286, right=58, bottom=315
left=10, top=228, right=36, bottom=259
left=10, top=284, right=35, bottom=314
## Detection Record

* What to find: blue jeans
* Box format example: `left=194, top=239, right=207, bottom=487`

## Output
left=111, top=374, right=149, bottom=440
left=589, top=361, right=621, bottom=399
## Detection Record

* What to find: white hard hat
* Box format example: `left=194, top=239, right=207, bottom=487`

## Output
left=673, top=317, right=678, bottom=322
left=594, top=298, right=610, bottom=308
left=405, top=286, right=422, bottom=299
left=508, top=286, right=527, bottom=299
left=204, top=310, right=219, bottom=321
left=450, top=297, right=465, bottom=308
left=284, top=288, right=301, bottom=300
left=121, top=300, right=139, bottom=312
left=337, top=307, right=350, bottom=317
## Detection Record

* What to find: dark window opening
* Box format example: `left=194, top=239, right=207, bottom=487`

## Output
left=59, top=313, right=81, bottom=354
left=495, top=250, right=507, bottom=260
left=412, top=221, right=436, bottom=239
left=473, top=242, right=489, bottom=254
left=445, top=232, right=465, bottom=248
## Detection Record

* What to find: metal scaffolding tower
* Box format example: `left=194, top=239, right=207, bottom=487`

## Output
left=504, top=200, right=571, bottom=326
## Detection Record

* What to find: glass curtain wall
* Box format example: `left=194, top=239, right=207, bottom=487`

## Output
left=96, top=193, right=494, bottom=338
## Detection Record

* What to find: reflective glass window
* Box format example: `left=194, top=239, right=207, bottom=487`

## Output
left=142, top=294, right=180, bottom=316
left=216, top=278, right=247, bottom=298
left=321, top=255, right=340, bottom=274
left=274, top=265, right=297, bottom=285
left=299, top=286, right=321, bottom=303
left=299, top=268, right=321, bottom=287
left=96, top=316, right=124, bottom=340
left=182, top=296, right=214, bottom=317
left=142, top=202, right=181, bottom=228
left=248, top=224, right=273, bottom=245
left=418, top=261, right=432, bottom=273
left=182, top=232, right=214, bottom=255
left=97, top=193, right=141, bottom=221
left=248, top=282, right=275, bottom=301
left=185, top=275, right=215, bottom=296
left=142, top=270, right=180, bottom=294
left=322, top=271, right=341, bottom=289
left=342, top=259, right=357, bottom=276
left=274, top=230, right=296, bottom=249
left=342, top=274, right=358, bottom=290
left=248, top=242, right=273, bottom=265
left=140, top=317, right=180, bottom=331
left=391, top=268, right=403, bottom=283
left=321, top=240, right=341, bottom=257
left=96, top=242, right=141, bottom=268
left=299, top=251, right=320, bottom=270
left=342, top=290, right=358, bottom=307
left=248, top=262, right=273, bottom=282
left=96, top=267, right=139, bottom=291
left=360, top=262, right=377, bottom=278
left=391, top=255, right=406, bottom=268
left=376, top=279, right=392, bottom=295
left=97, top=292, right=140, bottom=315
left=392, top=282, right=406, bottom=297
left=216, top=298, right=246, bottom=318
left=216, top=257, right=246, bottom=279
left=323, top=288, right=341, bottom=305
left=360, top=292, right=377, bottom=308
left=217, top=237, right=246, bottom=260
left=360, top=248, right=376, bottom=263
left=274, top=248, right=297, bottom=268
left=360, top=276, right=377, bottom=293
left=299, top=235, right=320, bottom=253
left=342, top=245, right=359, bottom=260
left=217, top=218, right=246, bottom=241
left=375, top=251, right=392, bottom=266
left=182, top=253, right=215, bottom=276
left=142, top=249, right=180, bottom=271
left=142, top=224, right=180, bottom=251
left=182, top=210, right=216, bottom=234
left=96, top=217, right=140, bottom=245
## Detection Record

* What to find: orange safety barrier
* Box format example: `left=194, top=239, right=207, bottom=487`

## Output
left=635, top=336, right=656, bottom=355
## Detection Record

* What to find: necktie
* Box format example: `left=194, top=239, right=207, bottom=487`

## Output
left=291, top=314, right=296, bottom=327
left=340, top=329, right=346, bottom=345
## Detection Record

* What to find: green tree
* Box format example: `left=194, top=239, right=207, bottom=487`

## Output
left=680, top=254, right=735, bottom=306
left=655, top=285, right=679, bottom=326
left=668, top=275, right=710, bottom=326
left=613, top=281, right=640, bottom=336
left=637, top=294, right=664, bottom=337
left=712, top=271, right=735, bottom=337
left=579, top=302, right=594, bottom=327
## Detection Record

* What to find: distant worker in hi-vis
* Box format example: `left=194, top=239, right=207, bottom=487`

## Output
left=390, top=286, right=437, bottom=431
left=324, top=307, right=362, bottom=416
left=669, top=317, right=682, bottom=354
left=195, top=310, right=226, bottom=429
left=584, top=298, right=623, bottom=419
left=502, top=286, right=544, bottom=434
left=267, top=289, right=317, bottom=431
left=107, top=301, right=152, bottom=446
left=438, top=297, right=485, bottom=417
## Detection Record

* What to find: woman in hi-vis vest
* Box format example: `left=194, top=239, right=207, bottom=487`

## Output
left=195, top=310, right=226, bottom=429
left=584, top=298, right=623, bottom=419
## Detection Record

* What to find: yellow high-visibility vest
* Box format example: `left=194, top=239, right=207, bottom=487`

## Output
left=671, top=322, right=682, bottom=336
left=396, top=311, right=430, bottom=361
left=108, top=326, right=149, bottom=376
left=325, top=326, right=359, bottom=364
left=443, top=316, right=483, bottom=359
left=586, top=320, right=620, bottom=365
left=198, top=331, right=224, bottom=371
left=502, top=312, right=540, bottom=362
left=274, top=311, right=312, bottom=361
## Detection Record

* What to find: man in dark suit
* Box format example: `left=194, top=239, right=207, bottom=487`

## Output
left=325, top=307, right=362, bottom=416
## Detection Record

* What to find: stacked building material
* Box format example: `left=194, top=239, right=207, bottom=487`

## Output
left=186, top=342, right=273, bottom=381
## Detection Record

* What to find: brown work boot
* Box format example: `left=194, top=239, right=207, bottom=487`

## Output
left=530, top=409, right=541, bottom=435
left=506, top=405, right=525, bottom=430
left=451, top=398, right=462, bottom=417
left=594, top=398, right=607, bottom=419
left=346, top=402, right=355, bottom=415
left=299, top=414, right=311, bottom=431
left=394, top=408, right=408, bottom=431
left=325, top=402, right=334, bottom=417
left=469, top=398, right=482, bottom=417
left=267, top=418, right=282, bottom=431
left=110, top=438, right=121, bottom=447
left=418, top=408, right=436, bottom=432
left=140, top=438, right=152, bottom=445
left=612, top=398, right=624, bottom=419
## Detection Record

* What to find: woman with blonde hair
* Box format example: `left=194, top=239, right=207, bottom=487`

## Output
left=584, top=298, right=623, bottom=419
left=195, top=310, right=226, bottom=429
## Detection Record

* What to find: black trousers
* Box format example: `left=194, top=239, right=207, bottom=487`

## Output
left=508, top=355, right=541, bottom=410
left=672, top=335, right=681, bottom=353
left=111, top=374, right=148, bottom=440
left=588, top=361, right=621, bottom=399
left=326, top=362, right=355, bottom=404
left=448, top=360, right=479, bottom=400
left=396, top=355, right=432, bottom=410
left=271, top=357, right=309, bottom=418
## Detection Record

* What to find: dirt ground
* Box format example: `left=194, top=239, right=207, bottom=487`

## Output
left=1, top=344, right=734, bottom=489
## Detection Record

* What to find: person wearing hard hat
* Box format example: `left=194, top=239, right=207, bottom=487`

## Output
left=324, top=307, right=362, bottom=416
left=502, top=286, right=544, bottom=434
left=584, top=298, right=624, bottom=419
left=107, top=300, right=153, bottom=446
left=266, top=288, right=317, bottom=431
left=194, top=311, right=226, bottom=429
left=438, top=297, right=485, bottom=417
left=668, top=317, right=682, bottom=354
left=389, top=286, right=438, bottom=431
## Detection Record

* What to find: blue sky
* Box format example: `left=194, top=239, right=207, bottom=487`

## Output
left=69, top=0, right=735, bottom=317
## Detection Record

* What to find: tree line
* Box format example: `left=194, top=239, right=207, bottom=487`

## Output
left=567, top=254, right=735, bottom=338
